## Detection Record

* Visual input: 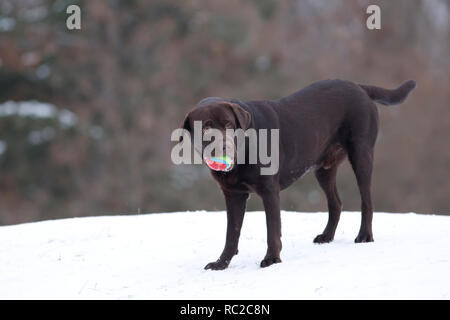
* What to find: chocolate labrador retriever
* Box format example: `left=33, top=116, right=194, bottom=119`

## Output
left=180, top=79, right=416, bottom=270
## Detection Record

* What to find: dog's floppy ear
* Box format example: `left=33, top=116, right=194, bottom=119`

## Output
left=226, top=102, right=251, bottom=130
left=179, top=113, right=191, bottom=142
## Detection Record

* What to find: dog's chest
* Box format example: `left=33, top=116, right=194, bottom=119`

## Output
left=212, top=171, right=253, bottom=193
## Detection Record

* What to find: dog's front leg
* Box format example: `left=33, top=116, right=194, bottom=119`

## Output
left=259, top=186, right=282, bottom=268
left=204, top=191, right=249, bottom=270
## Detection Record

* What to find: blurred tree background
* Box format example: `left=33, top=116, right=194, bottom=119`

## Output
left=0, top=0, right=448, bottom=225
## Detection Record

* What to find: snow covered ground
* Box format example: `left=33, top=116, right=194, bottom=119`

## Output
left=0, top=211, right=449, bottom=299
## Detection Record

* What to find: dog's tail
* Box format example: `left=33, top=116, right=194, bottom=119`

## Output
left=359, top=80, right=416, bottom=106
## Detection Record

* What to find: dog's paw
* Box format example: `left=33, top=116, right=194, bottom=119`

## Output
left=313, top=233, right=334, bottom=244
left=204, top=259, right=230, bottom=271
left=260, top=257, right=281, bottom=268
left=354, top=233, right=374, bottom=243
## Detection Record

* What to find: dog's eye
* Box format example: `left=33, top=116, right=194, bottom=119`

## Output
left=203, top=121, right=212, bottom=131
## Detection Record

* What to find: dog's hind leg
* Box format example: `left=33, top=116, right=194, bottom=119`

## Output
left=348, top=143, right=375, bottom=243
left=313, top=154, right=345, bottom=243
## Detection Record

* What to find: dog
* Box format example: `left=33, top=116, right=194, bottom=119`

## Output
left=180, top=79, right=416, bottom=270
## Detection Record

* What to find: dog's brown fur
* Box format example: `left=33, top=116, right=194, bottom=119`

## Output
left=182, top=79, right=416, bottom=270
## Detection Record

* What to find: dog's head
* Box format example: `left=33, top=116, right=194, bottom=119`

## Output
left=181, top=98, right=252, bottom=171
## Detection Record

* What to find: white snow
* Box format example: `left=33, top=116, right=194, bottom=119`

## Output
left=0, top=211, right=449, bottom=299
left=27, top=127, right=55, bottom=145
left=0, top=100, right=78, bottom=127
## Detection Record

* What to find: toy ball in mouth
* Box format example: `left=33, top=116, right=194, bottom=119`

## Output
left=204, top=155, right=233, bottom=172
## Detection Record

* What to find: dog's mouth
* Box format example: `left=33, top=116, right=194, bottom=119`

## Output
left=204, top=155, right=234, bottom=172
left=203, top=136, right=235, bottom=172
